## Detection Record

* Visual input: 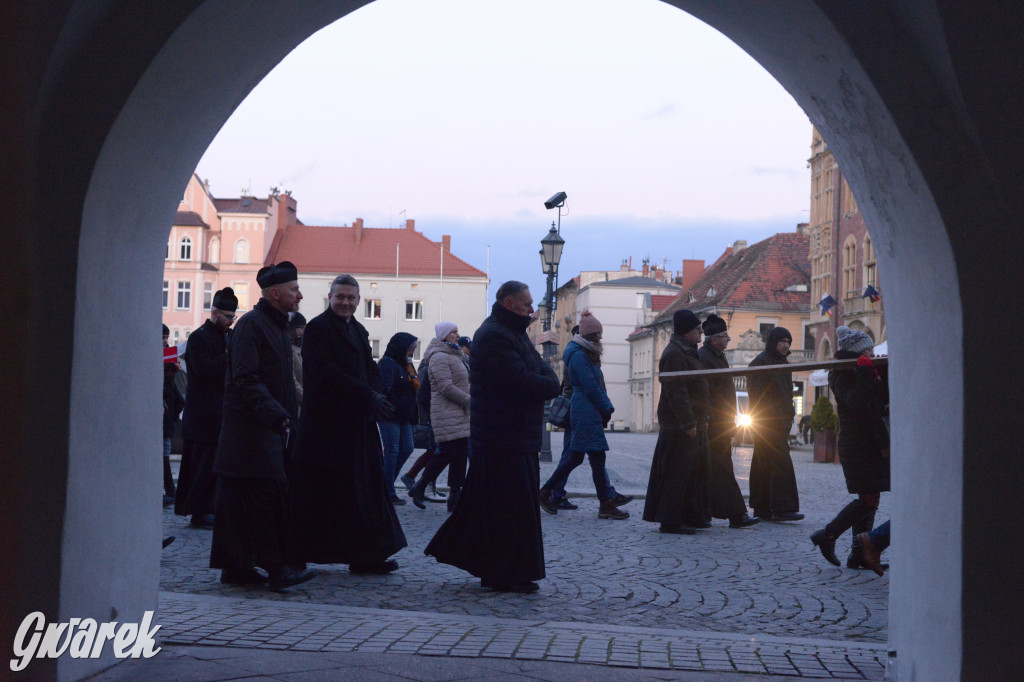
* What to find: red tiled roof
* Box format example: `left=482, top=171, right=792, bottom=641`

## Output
left=215, top=197, right=270, bottom=214
left=266, top=224, right=486, bottom=278
left=174, top=211, right=209, bottom=228
left=655, top=232, right=810, bottom=324
left=650, top=294, right=677, bottom=312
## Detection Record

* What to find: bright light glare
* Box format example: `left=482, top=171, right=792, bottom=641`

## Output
left=736, top=413, right=753, bottom=428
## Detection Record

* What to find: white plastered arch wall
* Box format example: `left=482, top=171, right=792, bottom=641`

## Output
left=17, top=0, right=1018, bottom=679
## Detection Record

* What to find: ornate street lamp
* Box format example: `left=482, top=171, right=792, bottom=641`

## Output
left=539, top=194, right=567, bottom=460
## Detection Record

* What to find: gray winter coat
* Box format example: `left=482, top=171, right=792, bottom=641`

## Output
left=423, top=338, right=471, bottom=442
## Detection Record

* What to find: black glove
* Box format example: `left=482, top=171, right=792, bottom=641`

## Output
left=370, top=392, right=396, bottom=420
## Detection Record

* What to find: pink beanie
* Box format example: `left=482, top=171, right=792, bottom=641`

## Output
left=435, top=321, right=458, bottom=341
left=578, top=311, right=603, bottom=336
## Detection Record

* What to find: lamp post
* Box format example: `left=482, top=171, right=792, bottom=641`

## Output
left=539, top=194, right=566, bottom=461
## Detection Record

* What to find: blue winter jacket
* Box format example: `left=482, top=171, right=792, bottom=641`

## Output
left=564, top=341, right=614, bottom=452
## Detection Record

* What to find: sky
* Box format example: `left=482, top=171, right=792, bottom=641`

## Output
left=196, top=0, right=813, bottom=300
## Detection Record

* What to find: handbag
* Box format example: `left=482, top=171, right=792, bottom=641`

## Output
left=548, top=394, right=570, bottom=428
left=413, top=424, right=434, bottom=450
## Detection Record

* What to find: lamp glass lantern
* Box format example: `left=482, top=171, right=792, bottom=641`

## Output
left=540, top=222, right=565, bottom=276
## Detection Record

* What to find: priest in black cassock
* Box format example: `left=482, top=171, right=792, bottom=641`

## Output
left=289, top=274, right=407, bottom=574
left=425, top=281, right=560, bottom=593
left=175, top=287, right=237, bottom=528
left=209, top=262, right=315, bottom=591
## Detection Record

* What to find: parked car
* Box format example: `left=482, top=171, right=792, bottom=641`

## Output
left=734, top=391, right=754, bottom=445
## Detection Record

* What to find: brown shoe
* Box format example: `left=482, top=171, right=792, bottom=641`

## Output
left=857, top=532, right=885, bottom=576
left=598, top=500, right=629, bottom=520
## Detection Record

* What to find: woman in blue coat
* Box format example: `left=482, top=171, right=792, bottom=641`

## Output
left=539, top=312, right=628, bottom=520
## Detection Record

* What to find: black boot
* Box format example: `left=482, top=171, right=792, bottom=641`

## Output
left=810, top=529, right=840, bottom=566
left=409, top=480, right=427, bottom=509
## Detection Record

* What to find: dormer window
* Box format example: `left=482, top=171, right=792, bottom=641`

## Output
left=687, top=292, right=697, bottom=303
left=706, top=286, right=716, bottom=298
left=784, top=283, right=809, bottom=292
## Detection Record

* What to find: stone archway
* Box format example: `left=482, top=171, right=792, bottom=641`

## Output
left=4, top=2, right=1023, bottom=680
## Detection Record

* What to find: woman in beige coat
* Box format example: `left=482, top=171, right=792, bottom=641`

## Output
left=410, top=322, right=470, bottom=511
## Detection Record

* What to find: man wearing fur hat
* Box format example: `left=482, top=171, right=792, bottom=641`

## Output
left=210, top=262, right=315, bottom=591
left=175, top=287, right=238, bottom=528
left=747, top=326, right=803, bottom=522
left=643, top=309, right=712, bottom=534
left=699, top=314, right=759, bottom=528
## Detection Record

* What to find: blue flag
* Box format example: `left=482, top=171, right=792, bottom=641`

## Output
left=819, top=293, right=838, bottom=318
left=863, top=285, right=881, bottom=302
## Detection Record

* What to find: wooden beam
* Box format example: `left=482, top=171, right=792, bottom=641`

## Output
left=658, top=356, right=888, bottom=379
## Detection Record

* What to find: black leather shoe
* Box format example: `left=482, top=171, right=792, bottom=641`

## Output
left=162, top=536, right=175, bottom=549
left=611, top=493, right=634, bottom=507
left=772, top=512, right=805, bottom=521
left=221, top=568, right=268, bottom=585
left=268, top=567, right=316, bottom=591
left=729, top=514, right=760, bottom=529
left=350, top=559, right=400, bottom=575
left=554, top=497, right=579, bottom=510
left=659, top=524, right=697, bottom=535
left=810, top=529, right=840, bottom=566
left=189, top=514, right=215, bottom=529
left=409, top=484, right=427, bottom=510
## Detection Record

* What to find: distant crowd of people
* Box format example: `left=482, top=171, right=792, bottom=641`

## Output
left=161, top=265, right=889, bottom=593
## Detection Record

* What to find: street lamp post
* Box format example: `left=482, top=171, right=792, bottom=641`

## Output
left=539, top=194, right=566, bottom=461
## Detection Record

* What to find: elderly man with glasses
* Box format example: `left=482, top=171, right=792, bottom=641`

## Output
left=698, top=314, right=759, bottom=529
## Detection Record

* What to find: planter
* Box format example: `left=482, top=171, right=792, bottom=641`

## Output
left=813, top=429, right=838, bottom=463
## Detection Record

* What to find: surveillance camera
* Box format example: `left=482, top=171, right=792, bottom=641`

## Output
left=544, top=192, right=567, bottom=210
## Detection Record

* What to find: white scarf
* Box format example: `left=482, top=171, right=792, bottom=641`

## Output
left=573, top=333, right=603, bottom=356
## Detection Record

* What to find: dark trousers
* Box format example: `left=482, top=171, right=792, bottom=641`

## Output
left=708, top=421, right=747, bottom=520
left=749, top=424, right=799, bottom=515
left=550, top=426, right=616, bottom=501
left=542, top=450, right=610, bottom=502
left=869, top=520, right=891, bottom=551
left=419, top=437, right=468, bottom=492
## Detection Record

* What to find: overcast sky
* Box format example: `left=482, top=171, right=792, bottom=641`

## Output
left=196, top=0, right=812, bottom=301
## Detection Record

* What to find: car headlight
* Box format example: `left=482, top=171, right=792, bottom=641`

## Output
left=736, top=413, right=752, bottom=428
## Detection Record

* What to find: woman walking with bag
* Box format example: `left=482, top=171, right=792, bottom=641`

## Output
left=810, top=326, right=890, bottom=570
left=410, top=322, right=470, bottom=512
left=378, top=333, right=419, bottom=505
left=539, top=312, right=628, bottom=520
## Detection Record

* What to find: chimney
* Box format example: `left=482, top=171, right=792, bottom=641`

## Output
left=354, top=218, right=364, bottom=245
left=796, top=222, right=810, bottom=236
left=681, top=259, right=705, bottom=291
left=441, top=235, right=451, bottom=252
left=406, top=218, right=415, bottom=231
left=732, top=239, right=747, bottom=253
left=642, top=263, right=650, bottom=278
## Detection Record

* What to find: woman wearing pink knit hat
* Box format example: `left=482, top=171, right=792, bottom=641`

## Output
left=539, top=311, right=629, bottom=520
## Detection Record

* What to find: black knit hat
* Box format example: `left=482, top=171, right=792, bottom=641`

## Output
left=162, top=324, right=169, bottom=336
left=673, top=309, right=701, bottom=335
left=702, top=313, right=727, bottom=336
left=212, top=287, right=239, bottom=312
left=288, top=312, right=306, bottom=329
left=256, top=261, right=298, bottom=288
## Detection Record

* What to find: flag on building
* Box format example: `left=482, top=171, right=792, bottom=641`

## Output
left=819, top=293, right=838, bottom=318
left=863, top=284, right=881, bottom=302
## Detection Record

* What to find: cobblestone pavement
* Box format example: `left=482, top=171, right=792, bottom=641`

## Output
left=162, top=433, right=890, bottom=678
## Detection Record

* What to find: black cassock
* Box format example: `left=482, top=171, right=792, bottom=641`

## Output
left=176, top=319, right=227, bottom=518
left=288, top=310, right=406, bottom=565
left=425, top=303, right=559, bottom=588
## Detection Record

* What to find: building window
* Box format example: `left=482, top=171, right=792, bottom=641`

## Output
left=804, top=324, right=815, bottom=351
left=172, top=330, right=180, bottom=345
left=405, top=300, right=423, bottom=321
left=209, top=238, right=220, bottom=264
left=179, top=236, right=192, bottom=261
left=412, top=339, right=422, bottom=361
left=370, top=339, right=380, bottom=359
left=759, top=322, right=775, bottom=337
left=176, top=281, right=191, bottom=310
left=364, top=299, right=382, bottom=319
left=165, top=241, right=169, bottom=260
left=203, top=282, right=213, bottom=311
left=234, top=238, right=249, bottom=264
left=842, top=236, right=857, bottom=297
left=233, top=283, right=248, bottom=311
left=323, top=297, right=329, bottom=311
left=863, top=235, right=877, bottom=288
left=162, top=281, right=169, bottom=309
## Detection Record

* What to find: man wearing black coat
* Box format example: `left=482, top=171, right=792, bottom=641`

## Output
left=698, top=314, right=758, bottom=528
left=175, top=287, right=237, bottom=528
left=426, top=281, right=560, bottom=593
left=747, top=326, right=802, bottom=521
left=209, top=262, right=315, bottom=591
left=289, top=274, right=407, bottom=574
left=643, top=309, right=711, bottom=534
